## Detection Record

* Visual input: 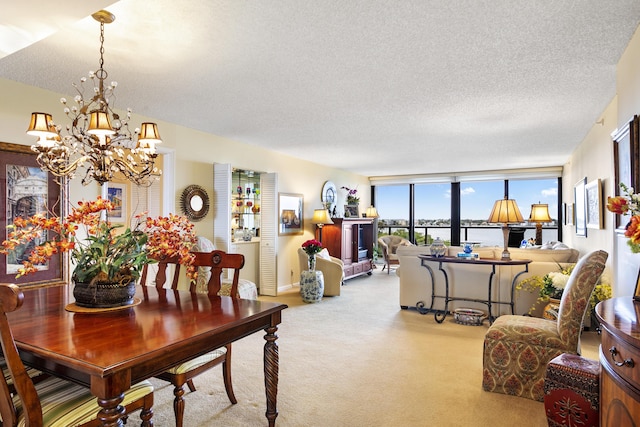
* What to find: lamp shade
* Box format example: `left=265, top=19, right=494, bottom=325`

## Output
left=87, top=111, right=116, bottom=136
left=365, top=206, right=379, bottom=218
left=138, top=122, right=162, bottom=143
left=311, top=208, right=334, bottom=225
left=488, top=197, right=523, bottom=224
left=27, top=112, right=57, bottom=139
left=528, top=203, right=552, bottom=223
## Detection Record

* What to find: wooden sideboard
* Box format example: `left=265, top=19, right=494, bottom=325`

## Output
left=596, top=297, right=640, bottom=426
left=319, top=218, right=374, bottom=280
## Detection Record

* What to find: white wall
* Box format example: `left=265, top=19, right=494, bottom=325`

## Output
left=562, top=24, right=640, bottom=297
left=0, top=77, right=369, bottom=291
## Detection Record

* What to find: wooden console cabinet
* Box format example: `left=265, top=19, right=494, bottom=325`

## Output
left=596, top=297, right=640, bottom=426
left=320, top=218, right=374, bottom=280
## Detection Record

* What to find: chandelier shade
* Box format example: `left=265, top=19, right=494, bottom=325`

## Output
left=26, top=113, right=56, bottom=138
left=26, top=10, right=162, bottom=186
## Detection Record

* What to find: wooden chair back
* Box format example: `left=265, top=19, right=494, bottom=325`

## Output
left=0, top=283, right=42, bottom=426
left=140, top=250, right=245, bottom=297
left=190, top=250, right=245, bottom=297
left=140, top=255, right=182, bottom=290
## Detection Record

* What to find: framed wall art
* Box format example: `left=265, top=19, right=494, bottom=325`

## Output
left=106, top=182, right=127, bottom=223
left=278, top=193, right=303, bottom=235
left=585, top=179, right=603, bottom=229
left=574, top=178, right=587, bottom=237
left=612, top=115, right=640, bottom=230
left=566, top=203, right=574, bottom=226
left=0, top=141, right=66, bottom=287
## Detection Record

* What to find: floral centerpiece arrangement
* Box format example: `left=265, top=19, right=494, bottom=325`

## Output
left=341, top=186, right=360, bottom=205
left=1, top=197, right=197, bottom=307
left=607, top=182, right=640, bottom=252
left=302, top=239, right=323, bottom=271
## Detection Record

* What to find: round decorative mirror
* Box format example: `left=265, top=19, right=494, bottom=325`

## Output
left=180, top=185, right=210, bottom=221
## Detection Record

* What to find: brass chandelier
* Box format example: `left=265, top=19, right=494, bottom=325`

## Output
left=26, top=10, right=162, bottom=186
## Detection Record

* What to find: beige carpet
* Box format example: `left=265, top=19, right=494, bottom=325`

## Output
left=145, top=269, right=600, bottom=426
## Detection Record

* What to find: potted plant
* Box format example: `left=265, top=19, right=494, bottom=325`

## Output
left=516, top=264, right=574, bottom=317
left=341, top=186, right=360, bottom=206
left=1, top=197, right=197, bottom=308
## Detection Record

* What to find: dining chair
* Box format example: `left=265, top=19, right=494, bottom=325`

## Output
left=0, top=283, right=154, bottom=426
left=140, top=250, right=244, bottom=427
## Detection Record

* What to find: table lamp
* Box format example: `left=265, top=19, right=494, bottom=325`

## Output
left=364, top=205, right=379, bottom=218
left=311, top=208, right=334, bottom=242
left=488, top=196, right=524, bottom=260
left=528, top=202, right=551, bottom=245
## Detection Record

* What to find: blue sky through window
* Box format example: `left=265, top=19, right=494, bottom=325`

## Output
left=376, top=179, right=558, bottom=221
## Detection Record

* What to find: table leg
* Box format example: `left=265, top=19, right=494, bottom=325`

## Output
left=96, top=394, right=126, bottom=427
left=264, top=325, right=280, bottom=426
left=487, top=265, right=497, bottom=323
left=435, top=261, right=449, bottom=323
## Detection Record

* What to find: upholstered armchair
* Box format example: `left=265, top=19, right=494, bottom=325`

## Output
left=297, top=248, right=344, bottom=296
left=482, top=249, right=607, bottom=401
left=378, top=235, right=413, bottom=274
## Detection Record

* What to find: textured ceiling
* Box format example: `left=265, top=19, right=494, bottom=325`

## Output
left=2, top=1, right=640, bottom=178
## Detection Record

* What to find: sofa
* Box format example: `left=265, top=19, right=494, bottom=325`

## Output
left=396, top=243, right=580, bottom=317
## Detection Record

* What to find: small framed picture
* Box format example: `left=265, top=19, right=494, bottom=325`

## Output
left=585, top=179, right=603, bottom=229
left=106, top=183, right=127, bottom=223
left=344, top=205, right=359, bottom=218
left=566, top=203, right=574, bottom=226
left=279, top=193, right=303, bottom=235
left=574, top=178, right=587, bottom=237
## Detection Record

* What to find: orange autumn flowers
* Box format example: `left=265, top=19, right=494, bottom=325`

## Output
left=607, top=182, right=640, bottom=252
left=1, top=197, right=197, bottom=285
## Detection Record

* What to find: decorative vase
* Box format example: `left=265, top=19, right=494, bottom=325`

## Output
left=543, top=297, right=561, bottom=320
left=300, top=270, right=324, bottom=303
left=308, top=254, right=316, bottom=271
left=73, top=279, right=136, bottom=308
left=430, top=237, right=447, bottom=257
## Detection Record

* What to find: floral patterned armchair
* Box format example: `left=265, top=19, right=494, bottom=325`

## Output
left=482, top=250, right=607, bottom=401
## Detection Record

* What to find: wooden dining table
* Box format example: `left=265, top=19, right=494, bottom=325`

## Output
left=7, top=284, right=287, bottom=426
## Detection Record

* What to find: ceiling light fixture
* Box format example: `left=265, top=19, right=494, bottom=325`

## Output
left=26, top=10, right=162, bottom=186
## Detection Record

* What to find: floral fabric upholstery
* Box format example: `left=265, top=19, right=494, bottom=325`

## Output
left=482, top=250, right=607, bottom=401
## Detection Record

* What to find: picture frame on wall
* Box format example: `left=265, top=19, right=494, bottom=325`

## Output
left=106, top=183, right=127, bottom=223
left=0, top=141, right=66, bottom=287
left=566, top=203, right=574, bottom=226
left=574, top=178, right=587, bottom=237
left=612, top=115, right=640, bottom=230
left=585, top=179, right=603, bottom=229
left=278, top=193, right=303, bottom=235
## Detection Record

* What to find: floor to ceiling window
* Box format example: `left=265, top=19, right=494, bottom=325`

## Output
left=414, top=183, right=452, bottom=245
left=373, top=175, right=560, bottom=246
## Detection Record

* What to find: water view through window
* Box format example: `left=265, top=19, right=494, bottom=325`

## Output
left=375, top=179, right=559, bottom=247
